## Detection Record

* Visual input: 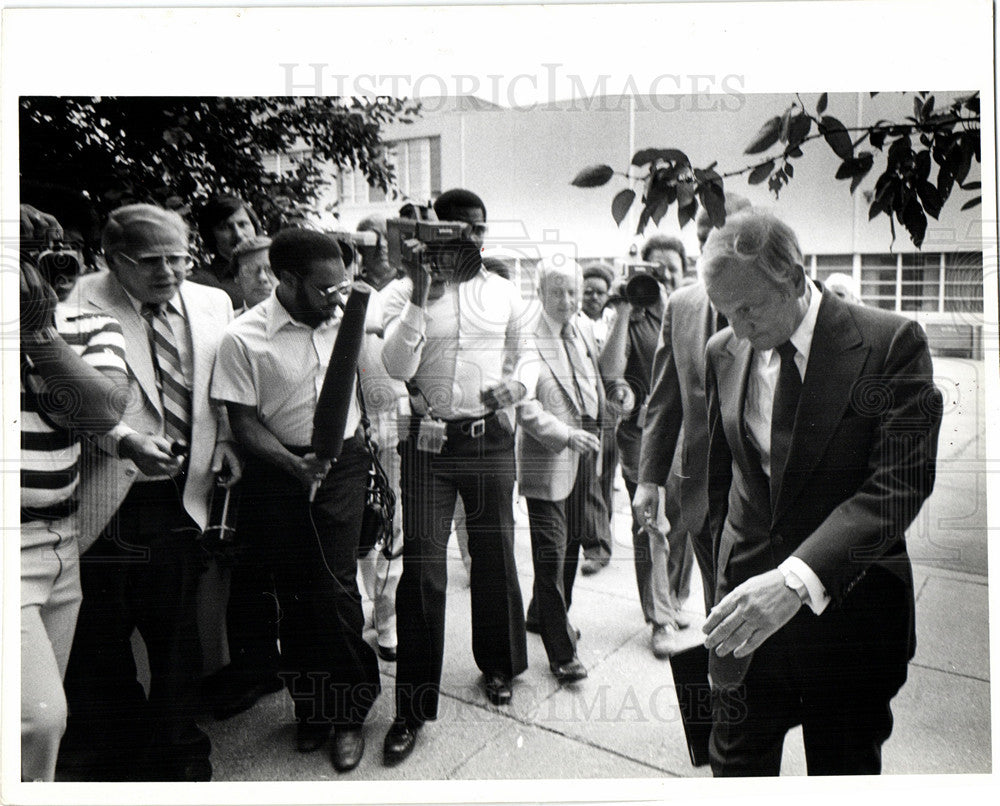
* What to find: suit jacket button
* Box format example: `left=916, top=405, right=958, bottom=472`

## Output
left=125, top=467, right=137, bottom=477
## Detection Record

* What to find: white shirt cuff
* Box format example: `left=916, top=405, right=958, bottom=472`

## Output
left=779, top=556, right=832, bottom=615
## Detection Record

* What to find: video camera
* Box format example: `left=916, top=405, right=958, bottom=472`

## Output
left=386, top=218, right=476, bottom=280
left=324, top=229, right=378, bottom=272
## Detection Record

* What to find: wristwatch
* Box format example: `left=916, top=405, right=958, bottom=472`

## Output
left=23, top=326, right=59, bottom=347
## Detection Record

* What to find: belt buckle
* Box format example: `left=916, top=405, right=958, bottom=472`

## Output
left=469, top=417, right=486, bottom=438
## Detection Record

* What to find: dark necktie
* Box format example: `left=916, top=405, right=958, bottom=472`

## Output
left=561, top=322, right=600, bottom=419
left=715, top=310, right=728, bottom=332
left=142, top=302, right=192, bottom=445
left=769, top=340, right=801, bottom=509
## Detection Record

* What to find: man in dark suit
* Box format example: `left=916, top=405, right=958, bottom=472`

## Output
left=698, top=210, right=941, bottom=776
left=517, top=257, right=610, bottom=684
left=633, top=196, right=751, bottom=615
left=61, top=204, right=241, bottom=781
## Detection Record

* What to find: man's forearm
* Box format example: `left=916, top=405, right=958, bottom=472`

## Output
left=598, top=310, right=629, bottom=379
left=23, top=331, right=127, bottom=433
left=226, top=404, right=297, bottom=475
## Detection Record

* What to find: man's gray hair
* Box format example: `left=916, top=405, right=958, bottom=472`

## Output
left=102, top=203, right=189, bottom=257
left=701, top=209, right=805, bottom=290
left=536, top=255, right=583, bottom=293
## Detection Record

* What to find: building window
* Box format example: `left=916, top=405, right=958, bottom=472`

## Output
left=860, top=253, right=899, bottom=311
left=336, top=136, right=441, bottom=206
left=900, top=253, right=940, bottom=312
left=812, top=254, right=854, bottom=284
left=943, top=252, right=984, bottom=313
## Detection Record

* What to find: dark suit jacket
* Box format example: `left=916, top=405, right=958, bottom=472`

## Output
left=637, top=282, right=717, bottom=536
left=705, top=289, right=941, bottom=679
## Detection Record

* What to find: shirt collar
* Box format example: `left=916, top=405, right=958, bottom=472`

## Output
left=266, top=291, right=339, bottom=338
left=789, top=279, right=821, bottom=361
left=761, top=279, right=821, bottom=365
left=122, top=284, right=185, bottom=319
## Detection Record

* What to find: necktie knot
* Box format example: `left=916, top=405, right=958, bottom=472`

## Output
left=777, top=340, right=797, bottom=365
left=560, top=322, right=576, bottom=341
left=142, top=302, right=165, bottom=319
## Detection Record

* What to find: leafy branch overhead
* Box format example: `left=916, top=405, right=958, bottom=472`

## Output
left=572, top=92, right=981, bottom=248
left=19, top=96, right=421, bottom=234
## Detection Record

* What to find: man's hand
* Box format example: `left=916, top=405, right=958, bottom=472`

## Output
left=211, top=441, right=243, bottom=488
left=605, top=380, right=635, bottom=417
left=703, top=569, right=802, bottom=658
left=286, top=452, right=332, bottom=492
left=631, top=482, right=660, bottom=531
left=20, top=204, right=62, bottom=241
left=567, top=428, right=600, bottom=454
left=120, top=433, right=186, bottom=478
left=403, top=239, right=433, bottom=307
left=20, top=262, right=58, bottom=337
left=481, top=380, right=526, bottom=411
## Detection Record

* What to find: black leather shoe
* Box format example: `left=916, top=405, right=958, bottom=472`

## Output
left=483, top=671, right=513, bottom=706
left=550, top=657, right=589, bottom=684
left=377, top=644, right=397, bottom=662
left=331, top=727, right=365, bottom=772
left=383, top=719, right=420, bottom=767
left=296, top=721, right=332, bottom=753
left=213, top=675, right=284, bottom=721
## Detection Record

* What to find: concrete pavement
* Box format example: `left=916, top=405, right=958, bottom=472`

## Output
left=204, top=357, right=991, bottom=783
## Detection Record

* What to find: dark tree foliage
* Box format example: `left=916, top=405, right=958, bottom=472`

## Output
left=20, top=96, right=420, bottom=234
left=573, top=92, right=981, bottom=248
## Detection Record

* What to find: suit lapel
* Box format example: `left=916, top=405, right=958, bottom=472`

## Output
left=536, top=317, right=580, bottom=412
left=718, top=334, right=756, bottom=471
left=180, top=281, right=213, bottom=412
left=772, top=291, right=867, bottom=524
left=87, top=273, right=162, bottom=413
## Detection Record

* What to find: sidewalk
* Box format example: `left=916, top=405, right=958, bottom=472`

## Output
left=205, top=358, right=991, bottom=781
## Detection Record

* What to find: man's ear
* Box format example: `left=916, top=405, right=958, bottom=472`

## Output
left=792, top=265, right=807, bottom=296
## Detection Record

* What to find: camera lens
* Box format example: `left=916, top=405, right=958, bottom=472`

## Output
left=625, top=272, right=661, bottom=308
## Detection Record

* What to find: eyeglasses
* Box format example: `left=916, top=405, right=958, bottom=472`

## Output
left=312, top=280, right=352, bottom=298
left=117, top=252, right=193, bottom=272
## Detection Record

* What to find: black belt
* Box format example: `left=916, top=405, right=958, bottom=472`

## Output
left=284, top=434, right=363, bottom=457
left=443, top=411, right=499, bottom=441
left=21, top=497, right=78, bottom=523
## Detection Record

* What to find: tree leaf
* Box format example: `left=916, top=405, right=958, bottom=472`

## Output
left=902, top=196, right=927, bottom=247
left=779, top=107, right=792, bottom=143
left=744, top=116, right=782, bottom=154
left=571, top=164, right=615, bottom=187
left=961, top=196, right=982, bottom=211
left=816, top=93, right=828, bottom=115
left=937, top=167, right=955, bottom=202
left=611, top=188, right=636, bottom=226
left=650, top=196, right=671, bottom=226
left=748, top=160, right=775, bottom=185
left=785, top=162, right=794, bottom=178
left=820, top=115, right=854, bottom=160
left=697, top=179, right=727, bottom=226
left=678, top=199, right=698, bottom=230
left=835, top=160, right=855, bottom=180
left=631, top=148, right=689, bottom=167
left=787, top=114, right=812, bottom=148
left=916, top=181, right=943, bottom=219
left=960, top=180, right=981, bottom=191
left=636, top=205, right=652, bottom=235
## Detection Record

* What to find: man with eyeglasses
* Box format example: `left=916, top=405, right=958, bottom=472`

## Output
left=211, top=228, right=381, bottom=773
left=60, top=204, right=241, bottom=781
left=380, top=188, right=529, bottom=766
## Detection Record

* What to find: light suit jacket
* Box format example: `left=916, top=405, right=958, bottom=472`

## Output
left=516, top=315, right=605, bottom=502
left=70, top=272, right=234, bottom=551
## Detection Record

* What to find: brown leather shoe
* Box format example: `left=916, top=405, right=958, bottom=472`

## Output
left=331, top=727, right=365, bottom=772
left=651, top=624, right=677, bottom=659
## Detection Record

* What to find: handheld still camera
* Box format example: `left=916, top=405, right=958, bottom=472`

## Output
left=33, top=236, right=84, bottom=302
left=386, top=218, right=477, bottom=281
left=608, top=261, right=664, bottom=309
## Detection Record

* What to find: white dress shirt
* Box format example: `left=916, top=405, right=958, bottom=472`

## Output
left=742, top=281, right=831, bottom=614
left=380, top=269, right=527, bottom=419
left=211, top=293, right=362, bottom=447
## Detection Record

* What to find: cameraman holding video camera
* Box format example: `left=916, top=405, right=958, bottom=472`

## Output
left=380, top=189, right=529, bottom=766
left=599, top=234, right=694, bottom=660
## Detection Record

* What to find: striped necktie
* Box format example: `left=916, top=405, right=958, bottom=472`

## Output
left=142, top=302, right=191, bottom=446
left=561, top=322, right=600, bottom=419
